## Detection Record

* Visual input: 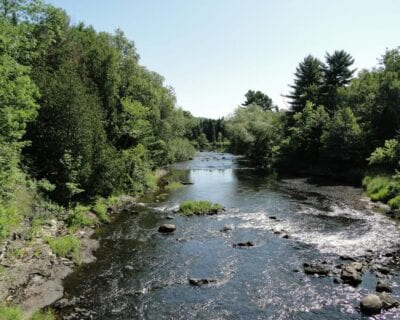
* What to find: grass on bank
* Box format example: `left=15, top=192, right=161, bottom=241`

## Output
left=46, top=235, right=81, bottom=263
left=165, top=181, right=183, bottom=192
left=363, top=175, right=400, bottom=209
left=179, top=200, right=223, bottom=216
left=0, top=305, right=55, bottom=320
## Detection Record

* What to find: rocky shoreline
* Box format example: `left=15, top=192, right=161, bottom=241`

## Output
left=0, top=196, right=137, bottom=319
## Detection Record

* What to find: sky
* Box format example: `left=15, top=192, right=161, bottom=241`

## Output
left=47, top=0, right=400, bottom=119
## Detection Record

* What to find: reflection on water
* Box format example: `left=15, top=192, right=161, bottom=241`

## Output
left=60, top=152, right=400, bottom=319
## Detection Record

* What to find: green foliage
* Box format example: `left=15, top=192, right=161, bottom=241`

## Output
left=167, top=138, right=196, bottom=162
left=368, top=139, right=400, bottom=170
left=320, top=107, right=363, bottom=167
left=226, top=104, right=283, bottom=168
left=46, top=235, right=80, bottom=262
left=388, top=195, right=400, bottom=209
left=165, top=181, right=183, bottom=192
left=287, top=55, right=324, bottom=112
left=30, top=309, right=55, bottom=320
left=67, top=205, right=97, bottom=231
left=179, top=200, right=223, bottom=216
left=92, top=198, right=109, bottom=223
left=242, top=90, right=274, bottom=111
left=362, top=176, right=392, bottom=201
left=0, top=305, right=23, bottom=320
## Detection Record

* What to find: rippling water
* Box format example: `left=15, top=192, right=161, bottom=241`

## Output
left=60, top=152, right=400, bottom=319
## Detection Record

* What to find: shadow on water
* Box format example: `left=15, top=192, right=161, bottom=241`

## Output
left=58, top=152, right=400, bottom=320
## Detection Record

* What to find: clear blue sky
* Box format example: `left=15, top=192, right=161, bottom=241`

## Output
left=47, top=0, right=400, bottom=118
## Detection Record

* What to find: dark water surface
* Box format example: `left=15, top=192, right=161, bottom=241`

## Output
left=60, top=152, right=400, bottom=319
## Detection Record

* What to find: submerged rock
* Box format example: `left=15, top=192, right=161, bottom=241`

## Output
left=233, top=241, right=254, bottom=248
left=376, top=280, right=392, bottom=293
left=123, top=265, right=134, bottom=271
left=158, top=224, right=176, bottom=233
left=360, top=294, right=382, bottom=315
left=189, top=278, right=216, bottom=286
left=303, top=263, right=330, bottom=276
left=220, top=225, right=233, bottom=232
left=378, top=292, right=400, bottom=309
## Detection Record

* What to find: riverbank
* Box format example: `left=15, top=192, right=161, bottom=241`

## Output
left=0, top=195, right=138, bottom=319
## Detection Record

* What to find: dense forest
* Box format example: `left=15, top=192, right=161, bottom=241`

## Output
left=0, top=0, right=212, bottom=242
left=225, top=50, right=400, bottom=210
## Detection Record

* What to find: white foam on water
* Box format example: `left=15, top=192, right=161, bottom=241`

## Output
left=233, top=203, right=400, bottom=257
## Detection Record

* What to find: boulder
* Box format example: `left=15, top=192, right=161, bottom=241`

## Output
left=303, top=263, right=330, bottom=276
left=340, top=263, right=362, bottom=286
left=158, top=224, right=176, bottom=233
left=376, top=280, right=392, bottom=293
left=360, top=294, right=382, bottom=315
left=378, top=292, right=400, bottom=309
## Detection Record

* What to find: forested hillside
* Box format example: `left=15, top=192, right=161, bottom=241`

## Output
left=226, top=49, right=400, bottom=209
left=0, top=0, right=202, bottom=240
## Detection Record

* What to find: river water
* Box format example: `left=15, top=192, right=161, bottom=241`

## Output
left=60, top=152, right=400, bottom=319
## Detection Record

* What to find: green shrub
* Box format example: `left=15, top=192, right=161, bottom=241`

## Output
left=144, top=172, right=158, bottom=191
left=92, top=198, right=109, bottom=223
left=388, top=195, right=400, bottom=209
left=0, top=204, right=21, bottom=241
left=165, top=181, right=183, bottom=192
left=46, top=235, right=81, bottom=262
left=362, top=175, right=392, bottom=201
left=0, top=305, right=23, bottom=320
left=68, top=205, right=98, bottom=231
left=179, top=200, right=223, bottom=216
left=30, top=309, right=55, bottom=320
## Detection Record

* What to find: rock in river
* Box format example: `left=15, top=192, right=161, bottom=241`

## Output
left=158, top=224, right=176, bottom=233
left=360, top=294, right=382, bottom=315
left=378, top=292, right=400, bottom=309
left=233, top=241, right=254, bottom=248
left=220, top=225, right=233, bottom=232
left=303, top=263, right=330, bottom=276
left=340, top=262, right=362, bottom=286
left=189, top=278, right=216, bottom=286
left=376, top=280, right=392, bottom=293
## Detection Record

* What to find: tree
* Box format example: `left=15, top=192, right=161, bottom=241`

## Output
left=287, top=55, right=324, bottom=112
left=322, top=50, right=356, bottom=112
left=320, top=107, right=364, bottom=168
left=225, top=104, right=283, bottom=168
left=277, top=103, right=329, bottom=169
left=242, top=90, right=274, bottom=111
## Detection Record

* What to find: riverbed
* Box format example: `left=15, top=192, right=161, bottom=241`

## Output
left=58, top=152, right=400, bottom=319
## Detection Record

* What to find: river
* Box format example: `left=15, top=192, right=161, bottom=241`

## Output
left=59, top=152, right=400, bottom=319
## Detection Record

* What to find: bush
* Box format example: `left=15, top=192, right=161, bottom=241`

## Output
left=179, top=200, right=223, bottom=216
left=0, top=305, right=23, bottom=320
left=362, top=175, right=392, bottom=201
left=92, top=198, right=109, bottom=223
left=165, top=181, right=183, bottom=192
left=46, top=235, right=81, bottom=262
left=68, top=205, right=98, bottom=231
left=388, top=195, right=400, bottom=209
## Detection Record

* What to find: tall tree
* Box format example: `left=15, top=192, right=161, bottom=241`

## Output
left=287, top=55, right=324, bottom=112
left=322, top=50, right=356, bottom=112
